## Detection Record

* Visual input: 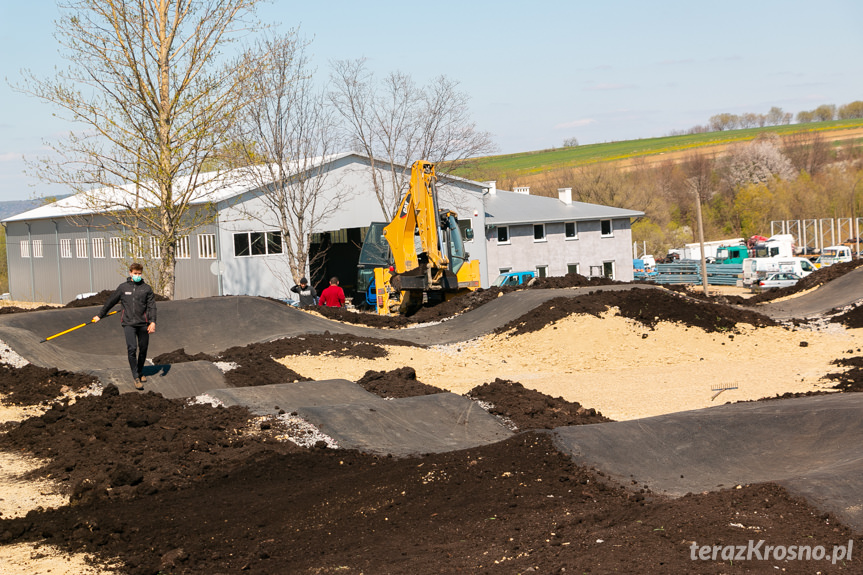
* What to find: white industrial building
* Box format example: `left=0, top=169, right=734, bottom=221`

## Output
left=3, top=152, right=643, bottom=304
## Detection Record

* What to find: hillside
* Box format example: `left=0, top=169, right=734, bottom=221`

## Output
left=454, top=119, right=863, bottom=183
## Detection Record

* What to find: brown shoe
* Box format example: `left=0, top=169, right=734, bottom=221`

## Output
left=134, top=378, right=143, bottom=390
left=139, top=375, right=147, bottom=383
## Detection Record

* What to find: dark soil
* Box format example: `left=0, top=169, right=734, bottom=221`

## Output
left=497, top=289, right=776, bottom=336
left=832, top=303, right=863, bottom=329
left=0, top=427, right=857, bottom=575
left=153, top=333, right=420, bottom=388
left=0, top=364, right=97, bottom=406
left=824, top=354, right=863, bottom=392
left=682, top=259, right=863, bottom=306
left=65, top=289, right=170, bottom=308
left=355, top=366, right=446, bottom=398
left=315, top=273, right=622, bottom=328
left=467, top=378, right=612, bottom=429
left=0, top=284, right=860, bottom=573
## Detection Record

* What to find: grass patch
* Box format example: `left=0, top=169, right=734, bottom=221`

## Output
left=451, top=119, right=863, bottom=179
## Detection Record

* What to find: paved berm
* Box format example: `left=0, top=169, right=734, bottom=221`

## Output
left=0, top=264, right=862, bottom=574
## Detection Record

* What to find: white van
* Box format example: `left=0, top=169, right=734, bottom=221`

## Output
left=741, top=257, right=816, bottom=287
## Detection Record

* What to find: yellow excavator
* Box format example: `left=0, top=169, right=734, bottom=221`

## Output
left=357, top=160, right=481, bottom=315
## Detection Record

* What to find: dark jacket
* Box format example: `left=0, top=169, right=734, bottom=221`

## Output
left=98, top=278, right=157, bottom=327
left=290, top=283, right=318, bottom=306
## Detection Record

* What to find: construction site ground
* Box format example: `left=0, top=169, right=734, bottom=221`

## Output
left=0, top=264, right=862, bottom=574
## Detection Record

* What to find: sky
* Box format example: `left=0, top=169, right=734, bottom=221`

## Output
left=1, top=0, right=861, bottom=202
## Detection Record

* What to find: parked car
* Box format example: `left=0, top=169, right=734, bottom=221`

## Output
left=758, top=273, right=802, bottom=289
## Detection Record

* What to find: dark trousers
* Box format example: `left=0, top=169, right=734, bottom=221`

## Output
left=123, top=324, right=149, bottom=379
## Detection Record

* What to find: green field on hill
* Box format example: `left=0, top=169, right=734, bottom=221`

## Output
left=453, top=119, right=863, bottom=179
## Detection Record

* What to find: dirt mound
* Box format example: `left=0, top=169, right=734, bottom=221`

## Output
left=0, top=365, right=97, bottom=406
left=824, top=355, right=863, bottom=392
left=528, top=272, right=620, bottom=289
left=0, top=386, right=301, bottom=508
left=154, top=333, right=419, bottom=388
left=1, top=430, right=854, bottom=575
left=467, top=378, right=612, bottom=429
left=497, top=289, right=775, bottom=336
left=64, top=289, right=170, bottom=308
left=832, top=303, right=863, bottom=329
left=356, top=366, right=445, bottom=398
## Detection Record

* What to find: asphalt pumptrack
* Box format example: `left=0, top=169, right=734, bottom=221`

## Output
left=1, top=271, right=862, bottom=531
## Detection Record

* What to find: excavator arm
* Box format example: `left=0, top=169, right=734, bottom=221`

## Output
left=367, top=160, right=480, bottom=315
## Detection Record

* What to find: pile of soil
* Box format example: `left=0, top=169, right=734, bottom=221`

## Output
left=153, top=333, right=420, bottom=388
left=497, top=289, right=776, bottom=336
left=0, top=386, right=301, bottom=507
left=65, top=289, right=170, bottom=308
left=356, top=366, right=445, bottom=398
left=1, top=426, right=855, bottom=575
left=317, top=273, right=621, bottom=328
left=684, top=259, right=863, bottom=306
left=467, top=378, right=611, bottom=429
left=832, top=303, right=863, bottom=329
left=0, top=365, right=97, bottom=405
left=0, top=284, right=860, bottom=573
left=824, top=355, right=863, bottom=392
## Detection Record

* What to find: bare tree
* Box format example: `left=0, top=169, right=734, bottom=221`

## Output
left=227, top=33, right=345, bottom=290
left=15, top=0, right=265, bottom=299
left=329, top=58, right=496, bottom=219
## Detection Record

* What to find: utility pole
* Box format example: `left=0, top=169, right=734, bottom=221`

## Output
left=695, top=189, right=709, bottom=296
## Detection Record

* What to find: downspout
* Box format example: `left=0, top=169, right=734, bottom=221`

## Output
left=25, top=223, right=35, bottom=302
left=215, top=212, right=224, bottom=296
left=52, top=220, right=63, bottom=303
left=86, top=222, right=94, bottom=293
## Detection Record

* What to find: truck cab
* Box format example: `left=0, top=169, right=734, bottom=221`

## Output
left=491, top=271, right=536, bottom=287
left=715, top=245, right=749, bottom=264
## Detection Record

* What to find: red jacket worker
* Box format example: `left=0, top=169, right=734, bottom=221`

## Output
left=318, top=277, right=345, bottom=307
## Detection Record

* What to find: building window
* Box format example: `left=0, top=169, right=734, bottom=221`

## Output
left=20, top=241, right=29, bottom=258
left=536, top=265, right=548, bottom=278
left=533, top=224, right=546, bottom=242
left=76, top=238, right=88, bottom=258
left=31, top=240, right=43, bottom=258
left=149, top=237, right=161, bottom=260
left=499, top=267, right=511, bottom=274
left=110, top=237, right=124, bottom=259
left=129, top=236, right=145, bottom=259
left=92, top=237, right=105, bottom=258
left=60, top=238, right=72, bottom=258
left=565, top=222, right=578, bottom=239
left=567, top=263, right=580, bottom=275
left=601, top=219, right=613, bottom=237
left=603, top=261, right=615, bottom=279
left=497, top=226, right=509, bottom=244
left=197, top=234, right=217, bottom=259
left=233, top=231, right=283, bottom=257
left=176, top=236, right=191, bottom=259
left=457, top=219, right=473, bottom=242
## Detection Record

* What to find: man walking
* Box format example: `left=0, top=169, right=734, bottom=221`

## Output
left=92, top=263, right=157, bottom=390
left=318, top=276, right=345, bottom=308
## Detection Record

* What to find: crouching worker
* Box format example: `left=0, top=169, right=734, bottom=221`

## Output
left=92, top=262, right=157, bottom=390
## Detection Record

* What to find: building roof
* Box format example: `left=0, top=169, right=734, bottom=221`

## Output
left=2, top=152, right=354, bottom=223
left=484, top=189, right=644, bottom=225
left=4, top=151, right=643, bottom=226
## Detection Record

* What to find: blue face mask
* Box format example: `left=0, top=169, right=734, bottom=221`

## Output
left=132, top=275, right=143, bottom=283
